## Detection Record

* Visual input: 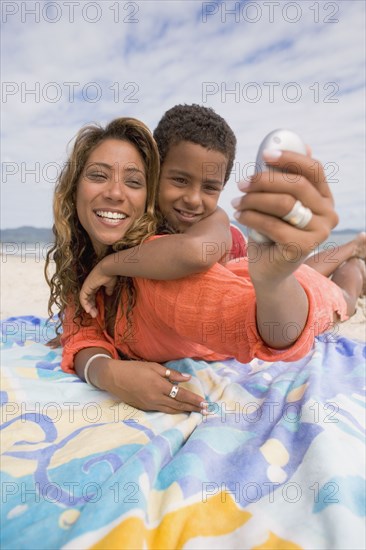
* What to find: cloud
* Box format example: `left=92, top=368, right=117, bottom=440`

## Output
left=1, top=0, right=365, bottom=229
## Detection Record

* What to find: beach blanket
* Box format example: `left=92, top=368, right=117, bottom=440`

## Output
left=1, top=316, right=365, bottom=549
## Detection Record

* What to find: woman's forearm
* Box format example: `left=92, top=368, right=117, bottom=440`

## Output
left=74, top=349, right=206, bottom=414
left=74, top=347, right=114, bottom=387
left=254, top=276, right=309, bottom=349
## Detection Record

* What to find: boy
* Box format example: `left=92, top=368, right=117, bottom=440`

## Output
left=153, top=104, right=247, bottom=259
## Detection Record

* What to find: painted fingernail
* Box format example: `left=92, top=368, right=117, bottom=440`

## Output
left=181, top=373, right=191, bottom=378
left=263, top=148, right=282, bottom=161
left=201, top=409, right=209, bottom=416
left=231, top=196, right=242, bottom=208
left=200, top=401, right=209, bottom=408
left=233, top=211, right=241, bottom=220
left=238, top=178, right=251, bottom=191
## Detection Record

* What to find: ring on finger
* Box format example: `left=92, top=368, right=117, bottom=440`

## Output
left=164, top=368, right=171, bottom=379
left=169, top=385, right=179, bottom=399
left=282, top=200, right=313, bottom=229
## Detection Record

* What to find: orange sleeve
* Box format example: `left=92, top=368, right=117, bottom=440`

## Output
left=60, top=301, right=119, bottom=374
left=292, top=263, right=348, bottom=324
left=142, top=260, right=340, bottom=363
left=224, top=259, right=345, bottom=338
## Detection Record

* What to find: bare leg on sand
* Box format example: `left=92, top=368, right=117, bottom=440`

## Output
left=305, top=232, right=366, bottom=277
left=306, top=232, right=366, bottom=318
left=331, top=257, right=366, bottom=317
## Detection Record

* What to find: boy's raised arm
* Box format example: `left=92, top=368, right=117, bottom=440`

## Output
left=80, top=208, right=232, bottom=317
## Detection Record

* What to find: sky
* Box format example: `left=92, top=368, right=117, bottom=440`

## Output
left=1, top=0, right=365, bottom=230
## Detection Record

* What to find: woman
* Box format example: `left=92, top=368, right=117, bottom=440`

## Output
left=46, top=117, right=210, bottom=415
left=46, top=117, right=343, bottom=416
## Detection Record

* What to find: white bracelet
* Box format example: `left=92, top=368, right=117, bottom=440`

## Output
left=84, top=353, right=111, bottom=387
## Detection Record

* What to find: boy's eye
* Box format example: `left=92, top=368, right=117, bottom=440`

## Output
left=204, top=185, right=221, bottom=193
left=172, top=177, right=186, bottom=185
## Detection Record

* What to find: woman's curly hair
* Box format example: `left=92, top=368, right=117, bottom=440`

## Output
left=45, top=117, right=164, bottom=335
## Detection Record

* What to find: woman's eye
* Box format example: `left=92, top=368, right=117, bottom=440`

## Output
left=173, top=177, right=185, bottom=185
left=126, top=180, right=144, bottom=188
left=87, top=172, right=107, bottom=181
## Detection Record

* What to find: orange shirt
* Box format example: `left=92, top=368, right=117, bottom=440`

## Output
left=61, top=258, right=347, bottom=373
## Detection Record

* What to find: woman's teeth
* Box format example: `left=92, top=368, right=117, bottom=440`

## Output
left=96, top=210, right=127, bottom=219
left=96, top=211, right=127, bottom=224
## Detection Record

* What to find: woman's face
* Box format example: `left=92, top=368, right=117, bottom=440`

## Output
left=76, top=138, right=147, bottom=255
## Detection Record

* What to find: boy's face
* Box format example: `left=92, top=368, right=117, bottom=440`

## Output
left=158, top=141, right=228, bottom=232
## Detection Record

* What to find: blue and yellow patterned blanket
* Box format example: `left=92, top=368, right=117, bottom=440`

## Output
left=1, top=316, right=365, bottom=549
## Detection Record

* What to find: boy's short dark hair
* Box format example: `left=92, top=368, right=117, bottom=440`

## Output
left=153, top=104, right=236, bottom=184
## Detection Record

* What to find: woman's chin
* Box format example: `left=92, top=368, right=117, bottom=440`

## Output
left=90, top=234, right=123, bottom=255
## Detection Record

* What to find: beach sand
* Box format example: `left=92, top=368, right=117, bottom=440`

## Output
left=1, top=255, right=55, bottom=319
left=1, top=254, right=365, bottom=342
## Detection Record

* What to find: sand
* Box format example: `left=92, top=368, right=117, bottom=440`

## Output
left=1, top=254, right=365, bottom=342
left=1, top=254, right=54, bottom=319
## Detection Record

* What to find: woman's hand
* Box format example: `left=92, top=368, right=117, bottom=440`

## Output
left=80, top=263, right=117, bottom=318
left=93, top=358, right=208, bottom=415
left=231, top=148, right=339, bottom=349
left=231, top=148, right=338, bottom=283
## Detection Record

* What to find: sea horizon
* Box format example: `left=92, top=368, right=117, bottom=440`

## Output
left=0, top=224, right=364, bottom=257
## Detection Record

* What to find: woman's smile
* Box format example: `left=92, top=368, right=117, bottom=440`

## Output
left=94, top=209, right=129, bottom=225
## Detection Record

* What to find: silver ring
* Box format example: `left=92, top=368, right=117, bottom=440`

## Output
left=164, top=368, right=171, bottom=379
left=169, top=385, right=179, bottom=399
left=282, top=200, right=313, bottom=229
